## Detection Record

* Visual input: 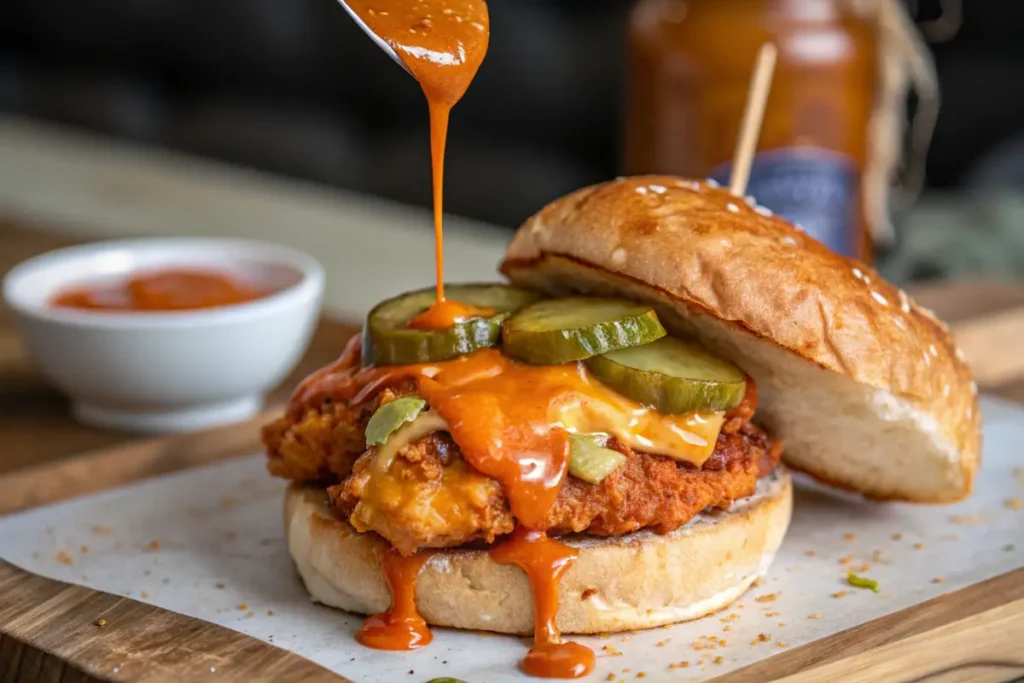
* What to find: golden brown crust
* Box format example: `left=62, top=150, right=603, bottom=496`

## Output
left=500, top=176, right=980, bottom=502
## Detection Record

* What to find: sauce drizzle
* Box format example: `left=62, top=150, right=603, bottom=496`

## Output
left=490, top=526, right=595, bottom=679
left=345, top=0, right=489, bottom=329
left=356, top=547, right=433, bottom=650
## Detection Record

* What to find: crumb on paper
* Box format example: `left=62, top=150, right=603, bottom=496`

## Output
left=1005, top=498, right=1023, bottom=511
left=890, top=533, right=902, bottom=541
left=622, top=668, right=631, bottom=674
left=913, top=543, right=926, bottom=550
left=804, top=550, right=816, bottom=557
left=842, top=533, right=855, bottom=542
left=765, top=611, right=780, bottom=618
left=267, top=610, right=274, bottom=616
left=872, top=550, right=885, bottom=562
left=140, top=591, right=150, bottom=599
left=80, top=545, right=89, bottom=553
left=932, top=577, right=944, bottom=584
left=777, top=641, right=788, bottom=648
left=661, top=624, right=671, bottom=630
left=215, top=583, right=226, bottom=590
left=833, top=591, right=848, bottom=598
left=751, top=578, right=765, bottom=588
left=1005, top=544, right=1017, bottom=552
left=237, top=603, right=248, bottom=611
left=92, top=525, right=112, bottom=535
left=655, top=639, right=669, bottom=647
left=722, top=625, right=732, bottom=632
left=598, top=633, right=610, bottom=639
left=95, top=618, right=107, bottom=628
left=755, top=593, right=777, bottom=603
left=143, top=540, right=161, bottom=552
left=778, top=622, right=786, bottom=627
left=713, top=656, right=724, bottom=665
left=949, top=514, right=983, bottom=525
left=839, top=555, right=853, bottom=566
left=808, top=613, right=823, bottom=620
left=606, top=674, right=615, bottom=681
left=637, top=673, right=647, bottom=679
left=245, top=611, right=254, bottom=618
left=56, top=550, right=73, bottom=565
left=854, top=563, right=872, bottom=573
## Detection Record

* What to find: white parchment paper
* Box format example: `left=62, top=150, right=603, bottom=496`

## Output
left=2, top=397, right=1022, bottom=682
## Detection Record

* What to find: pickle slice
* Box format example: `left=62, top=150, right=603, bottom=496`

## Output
left=568, top=434, right=626, bottom=484
left=586, top=337, right=746, bottom=413
left=365, top=397, right=427, bottom=446
left=502, top=297, right=667, bottom=364
left=363, top=284, right=542, bottom=366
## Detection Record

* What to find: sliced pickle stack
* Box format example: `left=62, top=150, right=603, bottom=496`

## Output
left=568, top=434, right=626, bottom=484
left=363, top=284, right=541, bottom=365
left=502, top=297, right=666, bottom=364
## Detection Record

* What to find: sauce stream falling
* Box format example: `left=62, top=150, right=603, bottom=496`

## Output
left=356, top=547, right=433, bottom=650
left=490, top=527, right=595, bottom=679
left=346, top=0, right=490, bottom=328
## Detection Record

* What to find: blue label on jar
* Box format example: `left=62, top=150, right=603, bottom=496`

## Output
left=710, top=148, right=858, bottom=257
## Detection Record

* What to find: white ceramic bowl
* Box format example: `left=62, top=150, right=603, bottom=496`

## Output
left=3, top=238, right=324, bottom=434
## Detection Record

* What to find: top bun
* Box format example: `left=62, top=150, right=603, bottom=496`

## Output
left=501, top=175, right=979, bottom=503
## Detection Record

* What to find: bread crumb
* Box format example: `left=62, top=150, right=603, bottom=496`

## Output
left=697, top=660, right=704, bottom=666
left=833, top=591, right=848, bottom=598
left=758, top=633, right=770, bottom=642
left=95, top=618, right=107, bottom=628
left=237, top=603, right=248, bottom=611
left=754, top=593, right=777, bottom=603
left=215, top=583, right=226, bottom=590
left=778, top=622, right=786, bottom=627
left=713, top=656, right=724, bottom=665
left=843, top=533, right=856, bottom=541
left=872, top=550, right=885, bottom=562
left=91, top=525, right=112, bottom=535
left=56, top=550, right=73, bottom=565
left=655, top=639, right=670, bottom=647
left=805, top=550, right=816, bottom=557
left=143, top=540, right=161, bottom=552
left=620, top=636, right=629, bottom=643
left=622, top=668, right=631, bottom=673
left=719, top=640, right=728, bottom=647
left=854, top=563, right=872, bottom=573
left=932, top=577, right=944, bottom=584
left=949, top=515, right=983, bottom=525
left=808, top=613, right=823, bottom=620
left=839, top=556, right=853, bottom=566
left=722, top=625, right=732, bottom=632
left=1005, top=498, right=1023, bottom=510
left=267, top=610, right=274, bottom=616
left=913, top=543, right=926, bottom=550
left=80, top=545, right=89, bottom=553
left=777, top=641, right=788, bottom=648
left=140, top=591, right=150, bottom=599
left=765, top=611, right=780, bottom=618
left=636, top=673, right=647, bottom=679
left=890, top=533, right=902, bottom=541
left=606, top=674, right=615, bottom=681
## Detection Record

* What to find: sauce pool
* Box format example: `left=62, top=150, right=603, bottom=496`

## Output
left=50, top=268, right=266, bottom=312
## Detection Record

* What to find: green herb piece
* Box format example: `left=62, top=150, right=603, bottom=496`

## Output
left=847, top=572, right=880, bottom=593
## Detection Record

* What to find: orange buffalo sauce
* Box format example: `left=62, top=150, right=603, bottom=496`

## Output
left=490, top=527, right=595, bottom=679
left=346, top=0, right=489, bottom=329
left=51, top=268, right=265, bottom=312
left=356, top=547, right=433, bottom=650
left=294, top=338, right=726, bottom=676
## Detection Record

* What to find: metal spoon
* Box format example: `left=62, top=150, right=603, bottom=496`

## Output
left=335, top=0, right=411, bottom=75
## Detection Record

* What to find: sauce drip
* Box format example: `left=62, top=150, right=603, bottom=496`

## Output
left=356, top=547, right=433, bottom=650
left=51, top=268, right=265, bottom=312
left=490, top=527, right=595, bottom=679
left=345, top=0, right=490, bottom=328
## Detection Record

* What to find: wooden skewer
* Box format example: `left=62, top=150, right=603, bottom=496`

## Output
left=729, top=43, right=778, bottom=197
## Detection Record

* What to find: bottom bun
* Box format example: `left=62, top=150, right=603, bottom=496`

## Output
left=286, top=468, right=792, bottom=635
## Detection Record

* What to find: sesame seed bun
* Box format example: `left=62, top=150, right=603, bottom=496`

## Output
left=286, top=468, right=792, bottom=635
left=500, top=176, right=980, bottom=503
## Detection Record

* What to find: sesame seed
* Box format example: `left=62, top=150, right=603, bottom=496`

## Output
left=755, top=205, right=773, bottom=217
left=635, top=186, right=648, bottom=195
left=871, top=291, right=889, bottom=306
left=705, top=178, right=720, bottom=187
left=649, top=184, right=667, bottom=194
left=727, top=203, right=740, bottom=213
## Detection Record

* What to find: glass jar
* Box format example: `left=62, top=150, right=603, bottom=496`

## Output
left=626, top=0, right=878, bottom=260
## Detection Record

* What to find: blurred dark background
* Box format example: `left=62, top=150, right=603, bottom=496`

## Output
left=0, top=0, right=1022, bottom=229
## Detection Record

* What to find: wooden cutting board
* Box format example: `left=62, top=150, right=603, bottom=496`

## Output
left=3, top=227, right=1024, bottom=682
